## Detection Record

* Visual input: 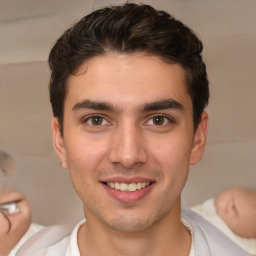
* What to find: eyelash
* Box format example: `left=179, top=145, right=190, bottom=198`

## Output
left=83, top=115, right=108, bottom=126
left=146, top=114, right=174, bottom=126
left=82, top=114, right=173, bottom=127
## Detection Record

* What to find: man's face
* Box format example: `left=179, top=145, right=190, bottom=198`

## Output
left=53, top=53, right=208, bottom=233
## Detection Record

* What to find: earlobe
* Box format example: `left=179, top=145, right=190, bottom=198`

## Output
left=190, top=112, right=208, bottom=165
left=52, top=118, right=68, bottom=169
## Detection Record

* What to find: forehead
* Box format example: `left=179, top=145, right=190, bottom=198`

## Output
left=0, top=157, right=15, bottom=176
left=66, top=53, right=191, bottom=110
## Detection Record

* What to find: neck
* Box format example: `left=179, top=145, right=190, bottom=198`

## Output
left=78, top=206, right=191, bottom=256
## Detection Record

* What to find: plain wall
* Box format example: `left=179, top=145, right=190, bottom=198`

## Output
left=0, top=0, right=255, bottom=225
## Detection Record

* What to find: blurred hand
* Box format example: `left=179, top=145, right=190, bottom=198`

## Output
left=215, top=188, right=256, bottom=238
left=0, top=190, right=31, bottom=256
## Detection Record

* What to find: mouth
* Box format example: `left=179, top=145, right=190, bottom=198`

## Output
left=101, top=179, right=155, bottom=203
left=105, top=181, right=151, bottom=192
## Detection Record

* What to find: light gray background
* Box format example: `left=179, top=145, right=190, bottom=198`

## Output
left=0, top=0, right=255, bottom=226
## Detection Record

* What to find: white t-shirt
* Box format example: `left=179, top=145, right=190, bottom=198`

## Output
left=16, top=207, right=251, bottom=256
left=182, top=218, right=195, bottom=256
left=65, top=219, right=195, bottom=256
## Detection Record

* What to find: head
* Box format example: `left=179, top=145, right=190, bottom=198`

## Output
left=0, top=149, right=15, bottom=193
left=50, top=3, right=209, bottom=235
left=49, top=3, right=209, bottom=135
left=215, top=188, right=256, bottom=238
left=0, top=150, right=31, bottom=254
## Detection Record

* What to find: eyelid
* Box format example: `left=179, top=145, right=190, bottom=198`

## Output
left=145, top=114, right=174, bottom=125
left=82, top=114, right=110, bottom=126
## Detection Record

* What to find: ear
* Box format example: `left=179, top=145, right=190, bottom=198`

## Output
left=52, top=117, right=68, bottom=169
left=190, top=112, right=208, bottom=165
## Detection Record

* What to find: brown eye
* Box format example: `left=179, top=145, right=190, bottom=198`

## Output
left=152, top=116, right=165, bottom=125
left=83, top=115, right=110, bottom=130
left=91, top=116, right=104, bottom=125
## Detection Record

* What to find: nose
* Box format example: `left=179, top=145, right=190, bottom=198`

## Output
left=109, top=122, right=147, bottom=169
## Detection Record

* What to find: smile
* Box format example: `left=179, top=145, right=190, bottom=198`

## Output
left=106, top=182, right=151, bottom=192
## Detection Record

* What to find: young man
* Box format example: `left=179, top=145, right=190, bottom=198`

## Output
left=17, top=3, right=251, bottom=256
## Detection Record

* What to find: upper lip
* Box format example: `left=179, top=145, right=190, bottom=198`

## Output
left=100, top=176, right=155, bottom=184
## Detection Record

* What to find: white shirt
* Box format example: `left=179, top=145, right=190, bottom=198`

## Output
left=16, top=207, right=252, bottom=256
left=193, top=198, right=256, bottom=255
left=9, top=223, right=43, bottom=256
left=65, top=219, right=195, bottom=256
left=182, top=218, right=195, bottom=256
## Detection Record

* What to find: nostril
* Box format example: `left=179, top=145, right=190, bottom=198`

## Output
left=108, top=131, right=147, bottom=167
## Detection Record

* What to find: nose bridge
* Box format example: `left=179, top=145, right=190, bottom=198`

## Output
left=109, top=118, right=147, bottom=168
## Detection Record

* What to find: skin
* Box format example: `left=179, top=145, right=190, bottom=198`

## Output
left=215, top=188, right=256, bottom=238
left=52, top=53, right=208, bottom=256
left=0, top=189, right=31, bottom=256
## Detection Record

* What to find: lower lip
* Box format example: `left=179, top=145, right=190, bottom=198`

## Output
left=102, top=183, right=154, bottom=203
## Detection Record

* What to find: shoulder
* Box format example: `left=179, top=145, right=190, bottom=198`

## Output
left=16, top=224, right=73, bottom=256
left=182, top=207, right=252, bottom=256
left=9, top=223, right=44, bottom=256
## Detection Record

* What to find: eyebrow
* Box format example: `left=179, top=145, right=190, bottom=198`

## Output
left=72, top=100, right=114, bottom=112
left=72, top=99, right=184, bottom=113
left=139, top=99, right=184, bottom=112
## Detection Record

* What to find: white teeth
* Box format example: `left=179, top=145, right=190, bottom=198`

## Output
left=136, top=182, right=142, bottom=190
left=128, top=183, right=136, bottom=192
left=120, top=183, right=128, bottom=191
left=106, top=182, right=150, bottom=192
left=114, top=182, right=120, bottom=190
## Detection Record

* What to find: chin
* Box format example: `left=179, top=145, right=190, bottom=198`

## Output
left=103, top=207, right=168, bottom=233
left=107, top=216, right=154, bottom=233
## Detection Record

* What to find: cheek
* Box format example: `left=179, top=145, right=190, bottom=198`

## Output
left=10, top=200, right=31, bottom=237
left=65, top=134, right=108, bottom=169
left=151, top=137, right=191, bottom=191
left=64, top=136, right=110, bottom=196
left=152, top=135, right=192, bottom=169
left=0, top=212, right=10, bottom=234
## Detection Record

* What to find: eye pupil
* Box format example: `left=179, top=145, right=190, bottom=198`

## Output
left=153, top=116, right=164, bottom=125
left=92, top=116, right=103, bottom=125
